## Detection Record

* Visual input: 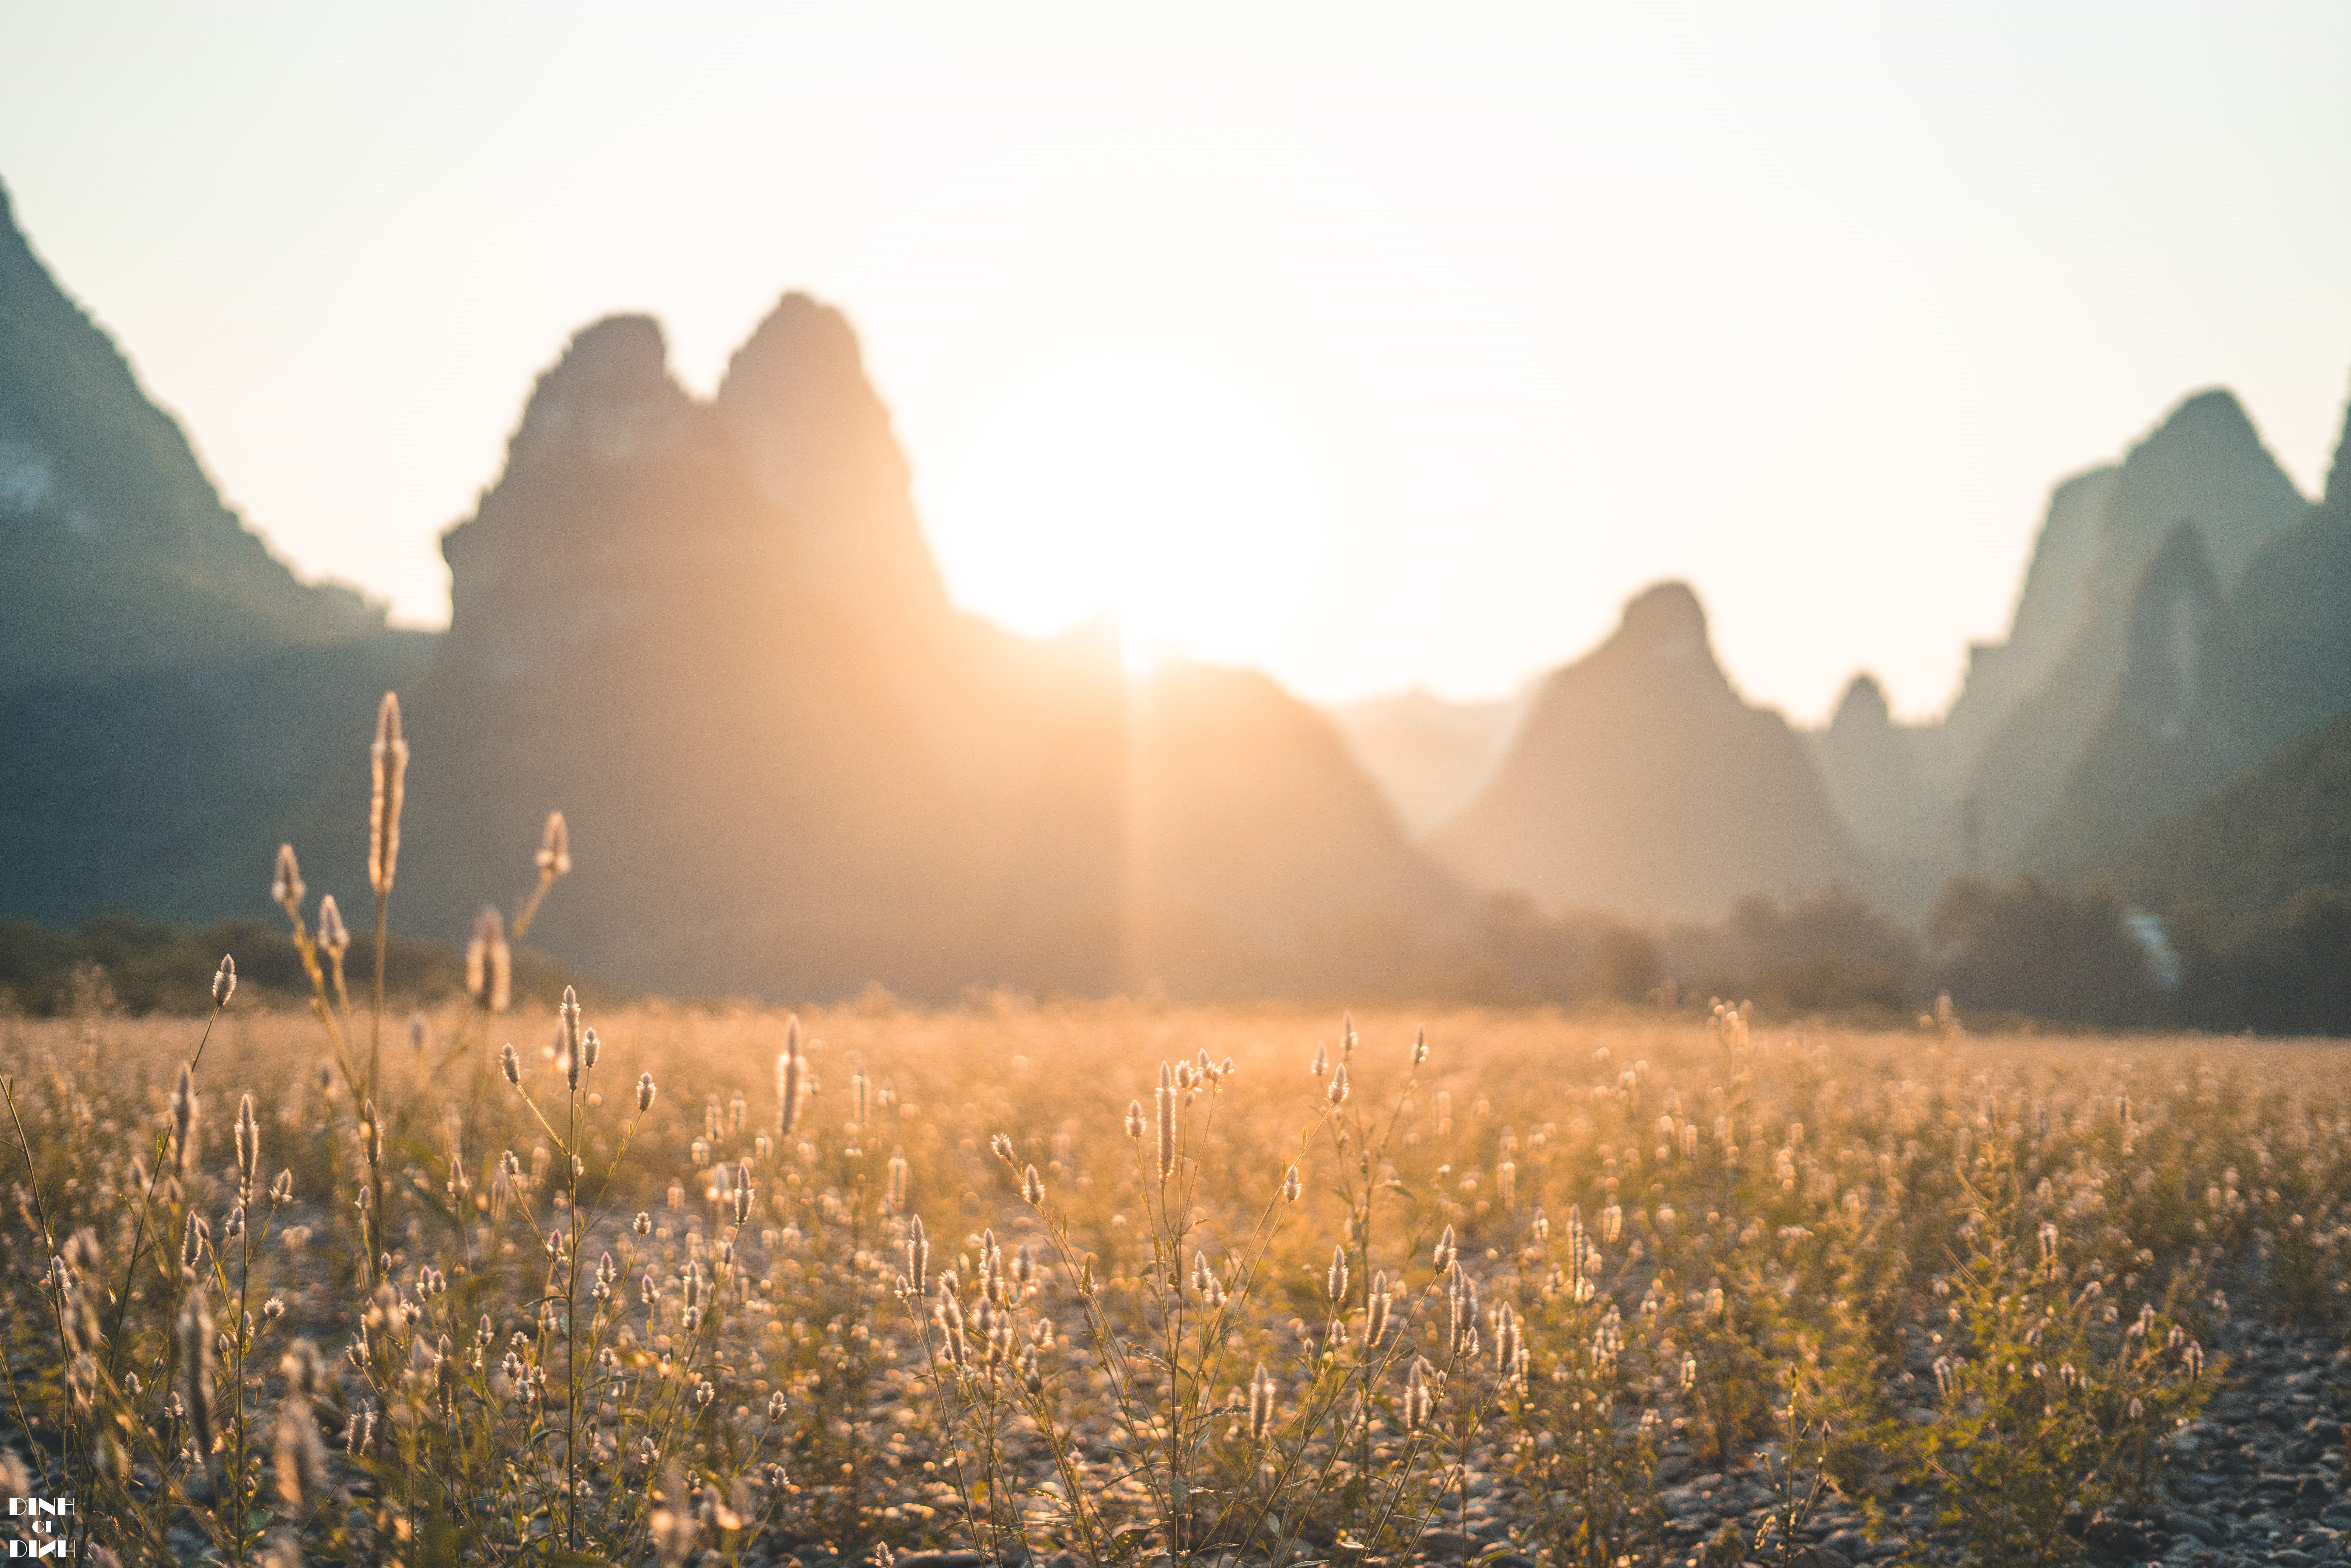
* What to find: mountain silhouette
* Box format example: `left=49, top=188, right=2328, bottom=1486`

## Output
left=0, top=179, right=384, bottom=696
left=1951, top=389, right=2308, bottom=866
left=2020, top=520, right=2279, bottom=872
left=1810, top=673, right=1931, bottom=860
left=0, top=177, right=429, bottom=924
left=1428, top=582, right=1864, bottom=918
left=2231, top=379, right=2351, bottom=743
left=717, top=294, right=952, bottom=622
left=397, top=302, right=1460, bottom=998
left=1923, top=465, right=2118, bottom=781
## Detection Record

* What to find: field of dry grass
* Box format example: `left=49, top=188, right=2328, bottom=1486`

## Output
left=5, top=983, right=2339, bottom=1566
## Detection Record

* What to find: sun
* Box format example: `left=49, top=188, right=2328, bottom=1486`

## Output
left=924, top=356, right=1328, bottom=675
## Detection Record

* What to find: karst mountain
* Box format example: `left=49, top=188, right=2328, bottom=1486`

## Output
left=1428, top=582, right=1866, bottom=918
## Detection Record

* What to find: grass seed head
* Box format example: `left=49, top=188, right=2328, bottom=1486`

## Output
left=274, top=1399, right=327, bottom=1508
left=212, top=954, right=236, bottom=1009
left=561, top=987, right=582, bottom=1087
left=235, top=1092, right=260, bottom=1198
left=777, top=1016, right=804, bottom=1136
left=367, top=691, right=408, bottom=897
left=1494, top=1300, right=1521, bottom=1380
left=318, top=894, right=349, bottom=962
left=499, top=1043, right=521, bottom=1087
left=271, top=843, right=305, bottom=911
left=180, top=1279, right=216, bottom=1462
left=535, top=810, right=571, bottom=880
left=1155, top=1064, right=1176, bottom=1184
left=467, top=906, right=511, bottom=1011
left=1283, top=1164, right=1303, bottom=1202
left=170, top=1063, right=198, bottom=1177
left=1248, top=1361, right=1276, bottom=1441
left=907, top=1215, right=930, bottom=1296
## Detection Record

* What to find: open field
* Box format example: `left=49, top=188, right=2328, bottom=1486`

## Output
left=4, top=994, right=2346, bottom=1566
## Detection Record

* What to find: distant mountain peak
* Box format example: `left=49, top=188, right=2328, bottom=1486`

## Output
left=718, top=293, right=894, bottom=448
left=2163, top=386, right=2258, bottom=427
left=2104, top=386, right=2305, bottom=569
left=1831, top=672, right=1894, bottom=732
left=718, top=292, right=946, bottom=616
left=1616, top=580, right=1710, bottom=662
left=2323, top=375, right=2351, bottom=513
left=506, top=314, right=692, bottom=469
left=1812, top=669, right=1927, bottom=860
left=1430, top=579, right=1861, bottom=918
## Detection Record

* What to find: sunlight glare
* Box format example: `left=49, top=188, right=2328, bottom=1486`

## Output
left=926, top=357, right=1327, bottom=676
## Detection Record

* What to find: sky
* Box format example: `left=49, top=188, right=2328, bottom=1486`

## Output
left=3, top=5, right=2348, bottom=722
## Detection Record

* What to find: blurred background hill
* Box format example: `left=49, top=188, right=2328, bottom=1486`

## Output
left=5, top=174, right=2351, bottom=1028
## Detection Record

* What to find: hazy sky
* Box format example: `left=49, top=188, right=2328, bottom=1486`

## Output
left=5, top=4, right=2348, bottom=721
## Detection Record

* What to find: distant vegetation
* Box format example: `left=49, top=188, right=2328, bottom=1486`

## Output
left=0, top=912, right=573, bottom=1018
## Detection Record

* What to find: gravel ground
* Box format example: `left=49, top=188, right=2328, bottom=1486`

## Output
left=701, top=1315, right=2350, bottom=1568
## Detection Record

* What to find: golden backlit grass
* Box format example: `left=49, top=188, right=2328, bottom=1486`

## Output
left=2, top=993, right=2325, bottom=1565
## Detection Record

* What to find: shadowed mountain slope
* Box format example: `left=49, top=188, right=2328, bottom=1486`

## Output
left=1810, top=673, right=1931, bottom=860
left=2099, top=713, right=2351, bottom=929
left=0, top=176, right=433, bottom=924
left=2021, top=521, right=2279, bottom=873
left=1956, top=390, right=2308, bottom=866
left=0, top=179, right=382, bottom=696
left=1428, top=583, right=1863, bottom=918
left=0, top=635, right=438, bottom=927
left=1926, top=466, right=2118, bottom=780
left=2231, top=381, right=2351, bottom=743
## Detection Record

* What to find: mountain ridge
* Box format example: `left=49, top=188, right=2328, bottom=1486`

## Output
left=0, top=177, right=385, bottom=696
left=1429, top=581, right=1865, bottom=918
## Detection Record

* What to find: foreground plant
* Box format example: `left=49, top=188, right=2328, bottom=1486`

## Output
left=1892, top=1142, right=2214, bottom=1567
